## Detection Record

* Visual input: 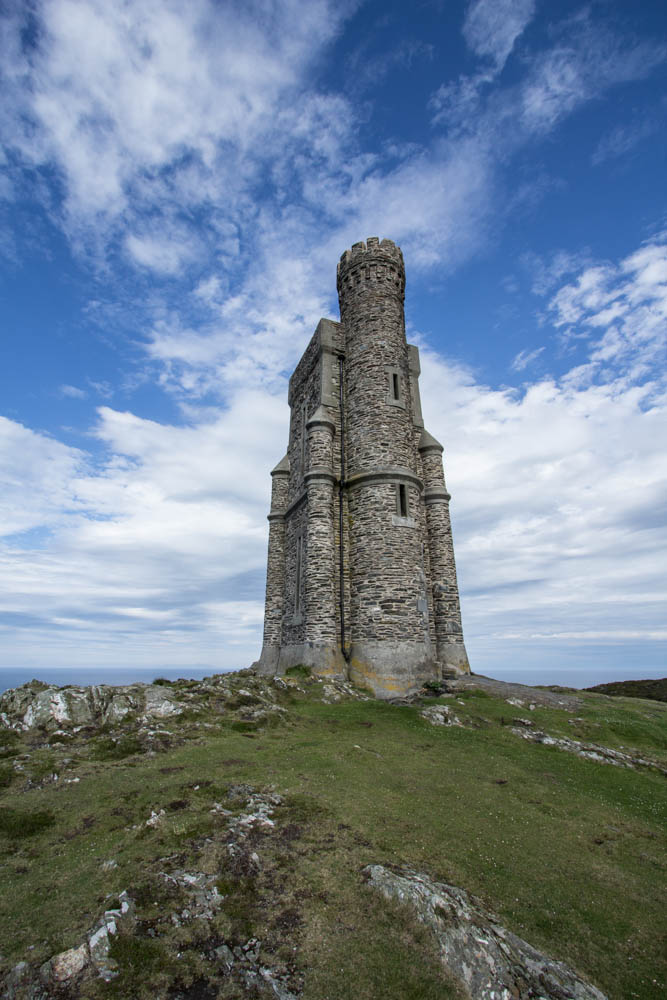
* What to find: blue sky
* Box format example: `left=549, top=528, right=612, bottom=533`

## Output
left=1, top=0, right=666, bottom=689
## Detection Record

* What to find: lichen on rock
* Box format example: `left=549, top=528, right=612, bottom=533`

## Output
left=363, top=864, right=608, bottom=1000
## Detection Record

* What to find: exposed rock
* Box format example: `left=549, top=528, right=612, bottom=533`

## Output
left=141, top=686, right=181, bottom=719
left=258, top=967, right=300, bottom=1000
left=160, top=871, right=222, bottom=922
left=2, top=962, right=30, bottom=1000
left=511, top=727, right=667, bottom=774
left=1, top=893, right=137, bottom=997
left=88, top=891, right=135, bottom=981
left=446, top=674, right=583, bottom=711
left=146, top=808, right=166, bottom=827
left=364, top=864, right=607, bottom=1000
left=0, top=681, right=176, bottom=732
left=420, top=704, right=463, bottom=727
left=48, top=944, right=88, bottom=982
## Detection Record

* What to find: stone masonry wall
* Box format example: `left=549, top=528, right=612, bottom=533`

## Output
left=281, top=499, right=307, bottom=647
left=262, top=467, right=289, bottom=649
left=420, top=443, right=467, bottom=664
left=348, top=481, right=430, bottom=645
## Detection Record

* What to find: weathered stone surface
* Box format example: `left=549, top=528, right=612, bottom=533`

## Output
left=0, top=680, right=177, bottom=732
left=48, top=944, right=89, bottom=982
left=364, top=865, right=607, bottom=1000
left=142, top=686, right=180, bottom=718
left=420, top=704, right=463, bottom=727
left=511, top=727, right=667, bottom=774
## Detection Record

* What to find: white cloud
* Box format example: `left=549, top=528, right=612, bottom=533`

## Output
left=59, top=384, right=87, bottom=399
left=463, top=0, right=535, bottom=71
left=0, top=0, right=353, bottom=256
left=125, top=228, right=200, bottom=274
left=0, top=417, right=87, bottom=536
left=546, top=235, right=667, bottom=376
left=419, top=348, right=667, bottom=657
left=0, top=389, right=289, bottom=669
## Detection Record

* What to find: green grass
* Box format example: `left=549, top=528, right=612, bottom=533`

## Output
left=0, top=679, right=665, bottom=999
left=90, top=735, right=145, bottom=761
left=0, top=805, right=55, bottom=837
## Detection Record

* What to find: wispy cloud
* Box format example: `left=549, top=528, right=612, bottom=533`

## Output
left=592, top=110, right=664, bottom=166
left=511, top=346, right=545, bottom=372
left=59, top=384, right=87, bottom=399
left=463, top=0, right=535, bottom=71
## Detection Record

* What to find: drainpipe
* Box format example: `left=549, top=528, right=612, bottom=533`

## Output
left=338, top=354, right=350, bottom=662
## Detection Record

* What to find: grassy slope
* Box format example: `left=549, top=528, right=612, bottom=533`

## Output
left=0, top=679, right=665, bottom=999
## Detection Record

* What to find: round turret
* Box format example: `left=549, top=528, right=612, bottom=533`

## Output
left=336, top=237, right=405, bottom=320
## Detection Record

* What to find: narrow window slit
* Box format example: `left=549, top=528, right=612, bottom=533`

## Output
left=398, top=484, right=408, bottom=518
left=295, top=535, right=303, bottom=613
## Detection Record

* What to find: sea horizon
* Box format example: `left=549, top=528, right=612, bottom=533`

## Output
left=0, top=663, right=664, bottom=697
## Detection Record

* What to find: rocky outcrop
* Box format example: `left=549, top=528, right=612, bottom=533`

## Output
left=364, top=865, right=607, bottom=1000
left=0, top=679, right=181, bottom=732
left=511, top=727, right=667, bottom=775
left=0, top=672, right=366, bottom=735
left=419, top=704, right=463, bottom=727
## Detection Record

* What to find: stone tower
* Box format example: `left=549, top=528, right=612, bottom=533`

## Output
left=255, top=238, right=469, bottom=697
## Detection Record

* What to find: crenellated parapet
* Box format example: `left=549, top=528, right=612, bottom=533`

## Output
left=336, top=237, right=405, bottom=316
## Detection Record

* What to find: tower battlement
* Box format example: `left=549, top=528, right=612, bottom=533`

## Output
left=255, top=239, right=469, bottom=697
left=337, top=237, right=405, bottom=303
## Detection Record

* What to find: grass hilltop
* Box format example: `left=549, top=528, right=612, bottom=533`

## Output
left=0, top=668, right=665, bottom=1000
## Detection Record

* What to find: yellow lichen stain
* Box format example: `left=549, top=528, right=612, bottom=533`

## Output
left=348, top=658, right=408, bottom=695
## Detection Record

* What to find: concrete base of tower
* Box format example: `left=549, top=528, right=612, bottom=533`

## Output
left=253, top=642, right=348, bottom=680
left=346, top=640, right=440, bottom=698
left=437, top=640, right=471, bottom=677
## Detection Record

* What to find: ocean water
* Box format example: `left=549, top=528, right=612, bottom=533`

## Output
left=0, top=666, right=228, bottom=696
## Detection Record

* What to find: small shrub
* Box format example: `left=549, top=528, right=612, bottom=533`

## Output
left=26, top=752, right=57, bottom=781
left=230, top=720, right=258, bottom=733
left=0, top=763, right=14, bottom=788
left=282, top=791, right=329, bottom=823
left=49, top=731, right=72, bottom=745
left=215, top=876, right=257, bottom=938
left=0, top=806, right=55, bottom=838
left=92, top=735, right=144, bottom=761
left=285, top=664, right=311, bottom=679
left=0, top=730, right=21, bottom=758
left=109, top=933, right=167, bottom=974
left=152, top=677, right=172, bottom=686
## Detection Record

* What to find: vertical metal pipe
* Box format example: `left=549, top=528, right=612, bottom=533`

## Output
left=338, top=354, right=349, bottom=661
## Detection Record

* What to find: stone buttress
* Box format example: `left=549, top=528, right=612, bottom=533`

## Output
left=254, top=238, right=469, bottom=696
